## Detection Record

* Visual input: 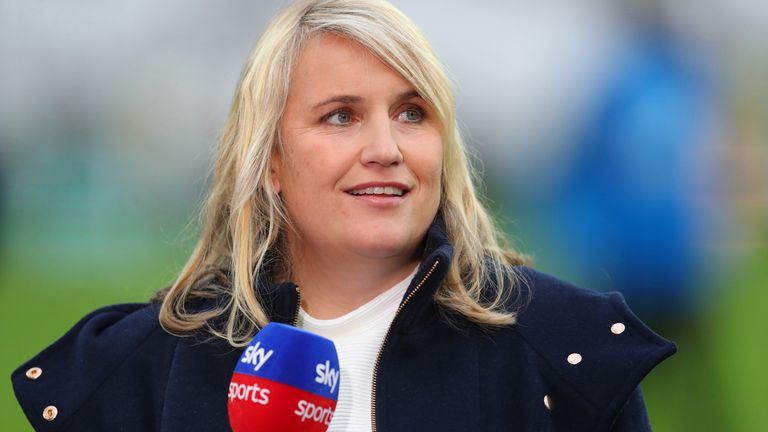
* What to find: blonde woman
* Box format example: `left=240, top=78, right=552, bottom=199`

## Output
left=12, top=1, right=675, bottom=430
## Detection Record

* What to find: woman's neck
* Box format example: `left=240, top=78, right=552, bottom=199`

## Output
left=289, top=247, right=420, bottom=320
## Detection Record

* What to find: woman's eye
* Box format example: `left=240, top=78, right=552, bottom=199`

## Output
left=398, top=107, right=424, bottom=123
left=325, top=110, right=353, bottom=125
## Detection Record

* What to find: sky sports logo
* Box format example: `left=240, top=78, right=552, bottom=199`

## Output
left=229, top=324, right=339, bottom=432
left=294, top=400, right=334, bottom=425
left=229, top=374, right=337, bottom=428
left=240, top=341, right=274, bottom=372
left=238, top=342, right=339, bottom=395
left=230, top=356, right=338, bottom=426
left=228, top=381, right=271, bottom=405
left=314, top=360, right=339, bottom=394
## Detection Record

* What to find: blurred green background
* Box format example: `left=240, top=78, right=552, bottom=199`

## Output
left=2, top=0, right=767, bottom=430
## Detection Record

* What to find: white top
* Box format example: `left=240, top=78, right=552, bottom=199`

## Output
left=298, top=268, right=418, bottom=432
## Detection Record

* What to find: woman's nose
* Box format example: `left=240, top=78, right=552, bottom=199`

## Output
left=360, top=116, right=404, bottom=167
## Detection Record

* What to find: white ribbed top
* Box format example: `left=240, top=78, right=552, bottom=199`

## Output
left=298, top=268, right=417, bottom=432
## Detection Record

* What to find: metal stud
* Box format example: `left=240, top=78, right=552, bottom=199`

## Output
left=25, top=367, right=42, bottom=380
left=611, top=322, right=626, bottom=335
left=543, top=394, right=554, bottom=410
left=42, top=406, right=58, bottom=421
left=567, top=353, right=582, bottom=365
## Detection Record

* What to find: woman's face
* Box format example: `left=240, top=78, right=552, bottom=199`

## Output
left=273, top=34, right=442, bottom=264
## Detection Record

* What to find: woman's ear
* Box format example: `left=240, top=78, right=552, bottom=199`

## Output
left=270, top=151, right=282, bottom=193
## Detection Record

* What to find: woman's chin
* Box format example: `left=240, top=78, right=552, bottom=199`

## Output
left=347, top=235, right=419, bottom=262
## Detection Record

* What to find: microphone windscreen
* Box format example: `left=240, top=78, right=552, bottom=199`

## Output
left=228, top=322, right=340, bottom=432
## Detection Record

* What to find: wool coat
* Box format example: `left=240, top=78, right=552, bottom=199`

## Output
left=12, top=219, right=676, bottom=431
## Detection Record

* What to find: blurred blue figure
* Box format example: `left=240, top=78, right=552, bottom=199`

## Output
left=550, top=24, right=717, bottom=320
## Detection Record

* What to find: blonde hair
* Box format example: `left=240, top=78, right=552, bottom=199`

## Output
left=158, top=0, right=528, bottom=346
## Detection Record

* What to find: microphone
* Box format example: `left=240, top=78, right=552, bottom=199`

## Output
left=228, top=322, right=341, bottom=432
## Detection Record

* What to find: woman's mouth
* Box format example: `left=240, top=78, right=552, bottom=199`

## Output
left=347, top=186, right=406, bottom=196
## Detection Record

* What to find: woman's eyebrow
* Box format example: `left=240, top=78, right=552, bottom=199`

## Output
left=311, top=90, right=421, bottom=111
left=312, top=95, right=363, bottom=110
left=395, top=90, right=421, bottom=102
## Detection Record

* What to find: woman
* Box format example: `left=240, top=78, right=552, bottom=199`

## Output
left=12, top=1, right=675, bottom=431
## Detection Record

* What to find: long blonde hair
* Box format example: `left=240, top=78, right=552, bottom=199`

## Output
left=158, top=0, right=528, bottom=346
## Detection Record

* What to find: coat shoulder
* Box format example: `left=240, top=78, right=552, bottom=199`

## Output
left=11, top=303, right=179, bottom=431
left=511, top=266, right=676, bottom=430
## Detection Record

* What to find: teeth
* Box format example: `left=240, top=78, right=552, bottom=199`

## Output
left=349, top=186, right=405, bottom=196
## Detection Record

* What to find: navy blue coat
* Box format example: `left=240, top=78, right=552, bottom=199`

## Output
left=12, top=220, right=676, bottom=431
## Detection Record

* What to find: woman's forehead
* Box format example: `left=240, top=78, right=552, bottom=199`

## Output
left=287, top=34, right=418, bottom=107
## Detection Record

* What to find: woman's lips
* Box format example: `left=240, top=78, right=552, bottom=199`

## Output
left=344, top=184, right=410, bottom=207
left=347, top=185, right=406, bottom=196
left=344, top=182, right=410, bottom=196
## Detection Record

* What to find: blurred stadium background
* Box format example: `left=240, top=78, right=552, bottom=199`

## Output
left=1, top=0, right=766, bottom=430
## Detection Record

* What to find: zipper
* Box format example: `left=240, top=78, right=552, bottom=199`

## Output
left=291, top=286, right=301, bottom=327
left=370, top=259, right=440, bottom=432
